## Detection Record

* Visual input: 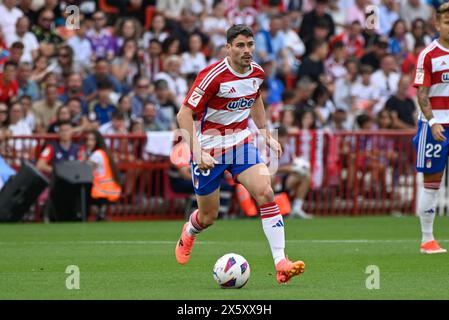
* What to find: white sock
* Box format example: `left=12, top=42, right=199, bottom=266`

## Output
left=186, top=209, right=206, bottom=236
left=260, top=202, right=285, bottom=265
left=417, top=188, right=439, bottom=244
left=292, top=199, right=303, bottom=213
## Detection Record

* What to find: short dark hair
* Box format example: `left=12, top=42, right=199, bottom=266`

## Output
left=11, top=41, right=24, bottom=49
left=277, top=126, right=288, bottom=137
left=227, top=24, right=254, bottom=44
left=4, top=61, right=18, bottom=69
left=58, top=120, right=73, bottom=128
left=111, top=109, right=125, bottom=120
left=97, top=79, right=113, bottom=90
left=356, top=114, right=372, bottom=128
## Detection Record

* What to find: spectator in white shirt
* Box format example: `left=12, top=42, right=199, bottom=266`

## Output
left=154, top=55, right=188, bottom=106
left=351, top=64, right=381, bottom=117
left=370, top=54, right=400, bottom=114
left=202, top=1, right=230, bottom=50
left=6, top=16, right=39, bottom=64
left=142, top=14, right=169, bottom=49
left=180, top=33, right=207, bottom=75
left=0, top=0, right=23, bottom=39
left=67, top=19, right=93, bottom=73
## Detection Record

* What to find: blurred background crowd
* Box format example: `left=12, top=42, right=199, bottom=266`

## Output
left=0, top=0, right=444, bottom=142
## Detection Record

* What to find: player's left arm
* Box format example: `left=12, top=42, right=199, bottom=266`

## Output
left=250, top=96, right=282, bottom=158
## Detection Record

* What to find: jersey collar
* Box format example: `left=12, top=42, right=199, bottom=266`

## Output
left=225, top=57, right=253, bottom=78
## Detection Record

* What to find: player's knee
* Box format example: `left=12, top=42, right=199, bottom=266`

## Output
left=254, top=184, right=275, bottom=205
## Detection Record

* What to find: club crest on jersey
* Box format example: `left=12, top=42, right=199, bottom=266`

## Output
left=226, top=97, right=255, bottom=111
left=442, top=72, right=449, bottom=83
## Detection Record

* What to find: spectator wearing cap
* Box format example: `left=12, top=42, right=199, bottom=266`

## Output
left=67, top=19, right=93, bottom=73
left=86, top=11, right=116, bottom=61
left=0, top=61, right=18, bottom=104
left=360, top=36, right=389, bottom=71
left=17, top=62, right=40, bottom=101
left=300, top=0, right=335, bottom=47
left=83, top=58, right=122, bottom=102
left=297, top=39, right=328, bottom=84
left=32, top=83, right=62, bottom=132
left=32, top=9, right=63, bottom=57
left=130, top=76, right=155, bottom=118
left=400, top=0, right=434, bottom=30
left=180, top=33, right=207, bottom=75
left=254, top=15, right=287, bottom=65
left=89, top=79, right=118, bottom=126
left=6, top=16, right=39, bottom=64
left=378, top=0, right=400, bottom=36
left=154, top=55, right=188, bottom=106
left=0, top=0, right=23, bottom=39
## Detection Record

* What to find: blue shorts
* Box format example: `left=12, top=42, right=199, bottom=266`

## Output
left=413, top=120, right=449, bottom=174
left=190, top=143, right=262, bottom=196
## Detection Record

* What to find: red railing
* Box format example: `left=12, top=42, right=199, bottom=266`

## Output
left=0, top=130, right=417, bottom=221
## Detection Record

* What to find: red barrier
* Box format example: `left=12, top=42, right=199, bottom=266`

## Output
left=0, top=131, right=417, bottom=221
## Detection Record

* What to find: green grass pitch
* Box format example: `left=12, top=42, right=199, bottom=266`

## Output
left=1, top=216, right=449, bottom=300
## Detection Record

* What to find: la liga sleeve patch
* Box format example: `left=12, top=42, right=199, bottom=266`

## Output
left=415, top=68, right=425, bottom=85
left=187, top=87, right=204, bottom=108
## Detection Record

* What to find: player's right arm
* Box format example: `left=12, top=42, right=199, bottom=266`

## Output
left=176, top=105, right=217, bottom=171
left=414, top=49, right=447, bottom=142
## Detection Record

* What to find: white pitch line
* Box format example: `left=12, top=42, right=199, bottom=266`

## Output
left=0, top=239, right=448, bottom=245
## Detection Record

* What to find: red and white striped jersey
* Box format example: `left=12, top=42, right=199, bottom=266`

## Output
left=183, top=57, right=265, bottom=151
left=414, top=39, right=449, bottom=125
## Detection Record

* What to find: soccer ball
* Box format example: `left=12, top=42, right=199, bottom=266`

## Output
left=213, top=253, right=250, bottom=289
left=291, top=157, right=311, bottom=177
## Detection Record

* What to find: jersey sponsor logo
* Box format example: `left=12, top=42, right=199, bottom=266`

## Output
left=442, top=72, right=449, bottom=82
left=187, top=87, right=204, bottom=107
left=415, top=68, right=424, bottom=84
left=226, top=97, right=255, bottom=111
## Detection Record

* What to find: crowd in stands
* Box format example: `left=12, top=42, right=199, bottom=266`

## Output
left=0, top=0, right=444, bottom=152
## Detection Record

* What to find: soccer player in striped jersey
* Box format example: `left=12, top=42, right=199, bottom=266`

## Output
left=175, top=25, right=305, bottom=283
left=413, top=3, right=449, bottom=254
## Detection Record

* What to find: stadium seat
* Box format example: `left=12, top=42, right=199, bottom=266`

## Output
left=98, top=0, right=119, bottom=14
left=144, top=6, right=156, bottom=30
